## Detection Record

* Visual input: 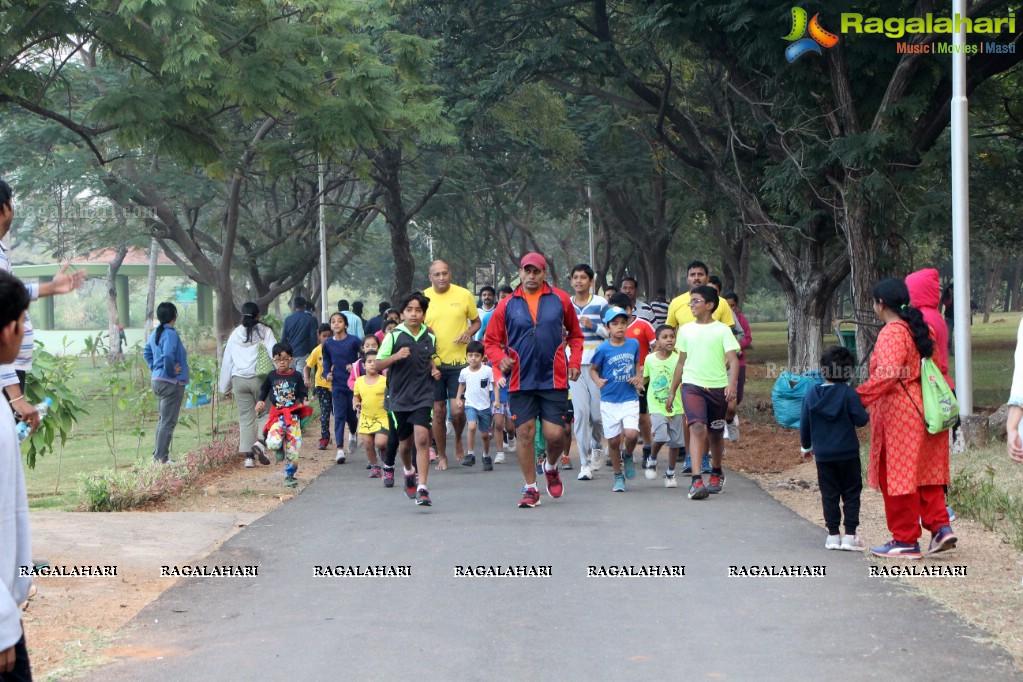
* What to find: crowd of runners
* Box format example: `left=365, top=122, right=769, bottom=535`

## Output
left=243, top=254, right=752, bottom=509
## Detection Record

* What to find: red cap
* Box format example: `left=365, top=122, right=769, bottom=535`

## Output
left=520, top=252, right=547, bottom=270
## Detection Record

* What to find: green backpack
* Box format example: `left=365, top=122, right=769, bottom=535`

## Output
left=903, top=358, right=959, bottom=434
left=920, top=358, right=959, bottom=434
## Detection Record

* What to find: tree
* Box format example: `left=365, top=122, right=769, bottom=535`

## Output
left=2, top=0, right=450, bottom=344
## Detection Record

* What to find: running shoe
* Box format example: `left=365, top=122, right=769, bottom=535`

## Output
left=701, top=454, right=711, bottom=474
left=284, top=475, right=298, bottom=488
left=947, top=506, right=956, bottom=523
left=688, top=479, right=709, bottom=500
left=681, top=455, right=692, bottom=474
left=482, top=456, right=494, bottom=471
left=252, top=442, right=271, bottom=465
left=495, top=451, right=506, bottom=464
left=383, top=468, right=395, bottom=488
left=577, top=466, right=593, bottom=481
left=317, top=438, right=329, bottom=451
left=825, top=534, right=842, bottom=550
left=369, top=465, right=381, bottom=479
left=840, top=535, right=866, bottom=551
left=644, top=457, right=657, bottom=480
left=561, top=455, right=573, bottom=470
left=726, top=418, right=740, bottom=443
left=544, top=466, right=564, bottom=498
left=429, top=446, right=438, bottom=462
left=612, top=473, right=626, bottom=493
left=706, top=473, right=725, bottom=494
left=590, top=448, right=604, bottom=472
left=462, top=453, right=476, bottom=467
left=664, top=473, right=678, bottom=488
left=622, top=454, right=636, bottom=480
left=518, top=487, right=541, bottom=508
left=403, top=473, right=418, bottom=499
left=927, top=525, right=958, bottom=554
left=244, top=456, right=255, bottom=469
left=416, top=488, right=432, bottom=506
left=335, top=449, right=347, bottom=464
left=869, top=540, right=922, bottom=559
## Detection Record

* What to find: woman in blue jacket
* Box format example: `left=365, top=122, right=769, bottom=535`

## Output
left=144, top=302, right=189, bottom=463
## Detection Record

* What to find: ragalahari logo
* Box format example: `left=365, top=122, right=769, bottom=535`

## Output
left=783, top=7, right=839, bottom=63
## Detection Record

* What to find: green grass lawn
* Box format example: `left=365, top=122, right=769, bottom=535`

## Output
left=21, top=355, right=234, bottom=511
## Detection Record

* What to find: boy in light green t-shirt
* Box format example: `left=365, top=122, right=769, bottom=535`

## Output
left=666, top=286, right=739, bottom=501
left=643, top=325, right=686, bottom=488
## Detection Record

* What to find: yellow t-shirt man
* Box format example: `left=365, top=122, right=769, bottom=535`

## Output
left=666, top=291, right=735, bottom=329
left=424, top=284, right=480, bottom=365
left=304, top=344, right=332, bottom=389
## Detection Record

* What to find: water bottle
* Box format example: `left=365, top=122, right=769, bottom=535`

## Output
left=16, top=397, right=53, bottom=442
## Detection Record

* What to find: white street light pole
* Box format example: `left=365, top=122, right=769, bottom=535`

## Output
left=951, top=0, right=973, bottom=414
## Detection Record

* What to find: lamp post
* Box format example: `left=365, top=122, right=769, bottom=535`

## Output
left=950, top=0, right=973, bottom=415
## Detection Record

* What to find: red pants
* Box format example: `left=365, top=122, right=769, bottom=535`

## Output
left=879, top=452, right=950, bottom=544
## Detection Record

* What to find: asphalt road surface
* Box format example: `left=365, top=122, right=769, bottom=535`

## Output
left=81, top=453, right=1021, bottom=681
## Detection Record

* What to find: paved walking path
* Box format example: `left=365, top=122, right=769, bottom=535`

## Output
left=81, top=454, right=1020, bottom=681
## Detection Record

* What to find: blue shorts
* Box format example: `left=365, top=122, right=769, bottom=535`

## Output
left=465, top=406, right=493, bottom=432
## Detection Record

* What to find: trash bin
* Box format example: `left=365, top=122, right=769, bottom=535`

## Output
left=838, top=329, right=857, bottom=365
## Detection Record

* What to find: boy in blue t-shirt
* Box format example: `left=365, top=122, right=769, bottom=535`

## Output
left=589, top=307, right=643, bottom=492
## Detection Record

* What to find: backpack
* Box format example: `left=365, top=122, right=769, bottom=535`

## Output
left=900, top=358, right=959, bottom=434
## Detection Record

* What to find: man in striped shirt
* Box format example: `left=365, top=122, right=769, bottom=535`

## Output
left=568, top=264, right=609, bottom=479
left=0, top=180, right=86, bottom=430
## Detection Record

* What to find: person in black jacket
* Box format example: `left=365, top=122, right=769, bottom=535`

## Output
left=800, top=347, right=870, bottom=552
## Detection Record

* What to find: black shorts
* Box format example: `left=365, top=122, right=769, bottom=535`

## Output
left=391, top=406, right=433, bottom=441
left=433, top=364, right=466, bottom=402
left=736, top=365, right=746, bottom=405
left=509, top=389, right=570, bottom=429
left=639, top=389, right=648, bottom=415
left=680, top=385, right=727, bottom=431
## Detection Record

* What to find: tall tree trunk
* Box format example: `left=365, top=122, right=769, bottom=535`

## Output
left=1007, top=258, right=1023, bottom=312
left=842, top=191, right=882, bottom=353
left=144, top=237, right=159, bottom=340
left=106, top=243, right=129, bottom=364
left=982, top=254, right=1004, bottom=323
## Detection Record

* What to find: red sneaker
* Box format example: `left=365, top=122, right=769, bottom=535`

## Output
left=518, top=487, right=541, bottom=508
left=317, top=438, right=329, bottom=450
left=544, top=466, right=564, bottom=499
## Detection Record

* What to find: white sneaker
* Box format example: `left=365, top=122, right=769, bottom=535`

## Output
left=825, top=534, right=842, bottom=550
left=577, top=466, right=593, bottom=481
left=244, top=457, right=255, bottom=469
left=589, top=448, right=604, bottom=472
left=335, top=449, right=347, bottom=464
left=664, top=473, right=678, bottom=488
left=494, top=451, right=506, bottom=464
left=726, top=418, right=739, bottom=443
left=644, top=457, right=657, bottom=479
left=840, top=535, right=866, bottom=551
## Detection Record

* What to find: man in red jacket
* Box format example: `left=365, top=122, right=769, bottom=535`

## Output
left=484, top=253, right=584, bottom=508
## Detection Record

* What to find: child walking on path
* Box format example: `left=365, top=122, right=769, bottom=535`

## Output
left=353, top=351, right=388, bottom=478
left=303, top=324, right=333, bottom=450
left=376, top=292, right=440, bottom=507
left=455, top=340, right=500, bottom=471
left=256, top=343, right=313, bottom=487
left=644, top=325, right=685, bottom=487
left=590, top=306, right=643, bottom=492
left=666, top=285, right=740, bottom=501
left=800, top=347, right=870, bottom=551
left=144, top=302, right=189, bottom=464
left=322, top=312, right=362, bottom=464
